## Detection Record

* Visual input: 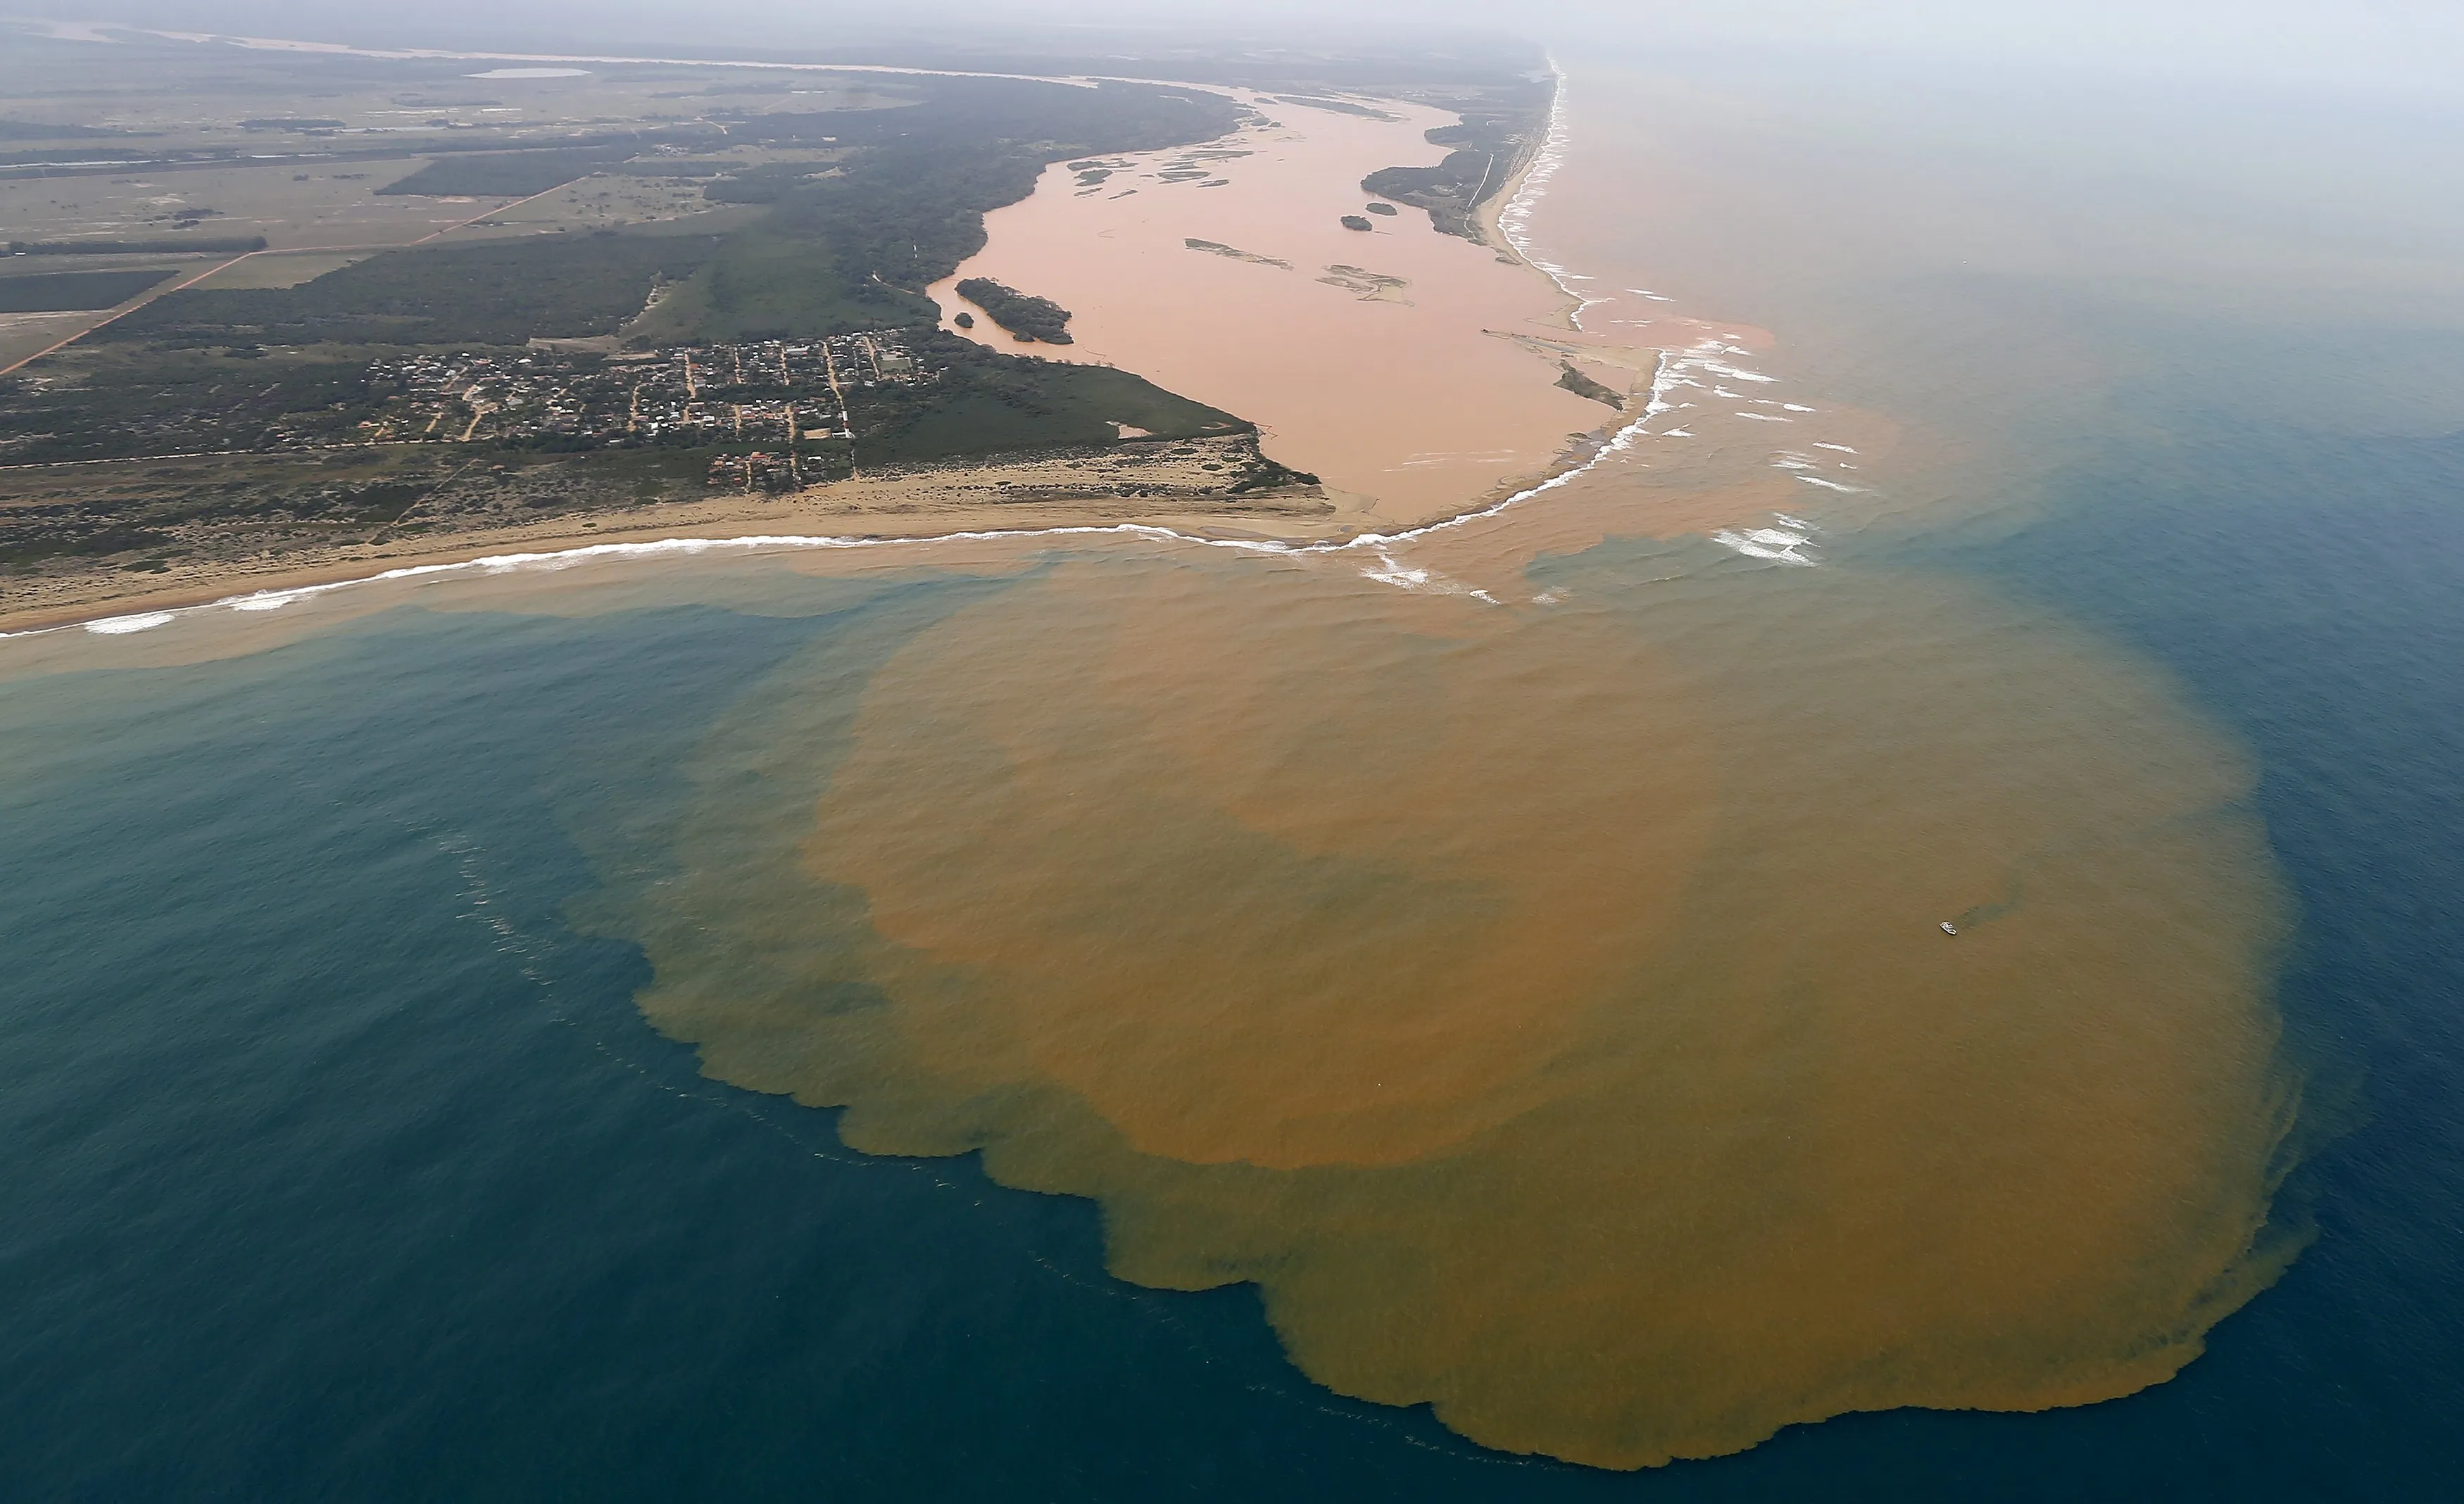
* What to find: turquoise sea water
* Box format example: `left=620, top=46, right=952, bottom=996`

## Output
left=6, top=37, right=2464, bottom=1499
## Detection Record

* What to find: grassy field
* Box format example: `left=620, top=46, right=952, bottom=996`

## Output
left=0, top=160, right=496, bottom=253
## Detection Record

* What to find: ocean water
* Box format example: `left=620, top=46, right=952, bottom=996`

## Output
left=6, top=34, right=2464, bottom=1500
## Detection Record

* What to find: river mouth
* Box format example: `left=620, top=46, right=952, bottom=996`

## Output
left=928, top=88, right=1627, bottom=529
left=0, top=44, right=2322, bottom=1479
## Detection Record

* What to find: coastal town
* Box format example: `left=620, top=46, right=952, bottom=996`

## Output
left=364, top=331, right=937, bottom=487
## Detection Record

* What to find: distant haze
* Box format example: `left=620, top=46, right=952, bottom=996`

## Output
left=10, top=0, right=2460, bottom=105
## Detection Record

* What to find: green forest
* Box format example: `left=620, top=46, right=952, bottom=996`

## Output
left=954, top=279, right=1073, bottom=343
left=104, top=233, right=728, bottom=348
left=16, top=73, right=1251, bottom=485
left=0, top=268, right=175, bottom=313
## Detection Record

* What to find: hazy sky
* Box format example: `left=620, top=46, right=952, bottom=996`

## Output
left=12, top=1, right=2461, bottom=102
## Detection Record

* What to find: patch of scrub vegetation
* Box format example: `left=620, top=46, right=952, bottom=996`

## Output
left=850, top=334, right=1236, bottom=462
left=1557, top=362, right=1626, bottom=408
left=954, top=278, right=1072, bottom=344
left=1272, top=94, right=1400, bottom=120
left=103, top=232, right=725, bottom=348
left=8, top=237, right=265, bottom=255
left=0, top=268, right=175, bottom=312
left=629, top=222, right=929, bottom=344
left=377, top=146, right=646, bottom=198
left=0, top=445, right=712, bottom=574
left=0, top=119, right=128, bottom=140
left=0, top=345, right=398, bottom=463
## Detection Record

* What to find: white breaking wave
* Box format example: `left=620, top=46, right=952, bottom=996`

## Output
left=6, top=70, right=1890, bottom=645
left=1713, top=524, right=1818, bottom=566
left=84, top=612, right=177, bottom=636
left=2, top=342, right=1773, bottom=643
left=1696, top=360, right=1777, bottom=384
left=1495, top=64, right=1611, bottom=331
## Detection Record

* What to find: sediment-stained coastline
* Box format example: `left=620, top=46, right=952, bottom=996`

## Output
left=3, top=70, right=1643, bottom=639
left=3, top=70, right=1665, bottom=640
left=0, top=46, right=2310, bottom=1482
left=926, top=80, right=1642, bottom=527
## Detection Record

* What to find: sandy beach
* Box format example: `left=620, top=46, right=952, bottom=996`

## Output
left=0, top=439, right=1341, bottom=636
left=5, top=80, right=1642, bottom=638
left=4, top=71, right=1874, bottom=640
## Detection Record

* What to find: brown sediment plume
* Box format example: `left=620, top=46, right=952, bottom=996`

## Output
left=1, top=61, right=2302, bottom=1469
left=593, top=547, right=2299, bottom=1470
left=807, top=566, right=1716, bottom=1168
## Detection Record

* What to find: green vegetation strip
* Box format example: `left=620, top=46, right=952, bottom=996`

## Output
left=0, top=268, right=175, bottom=312
left=105, top=233, right=725, bottom=348
left=9, top=237, right=266, bottom=255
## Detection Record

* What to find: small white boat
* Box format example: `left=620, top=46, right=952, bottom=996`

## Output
left=1940, top=922, right=1959, bottom=936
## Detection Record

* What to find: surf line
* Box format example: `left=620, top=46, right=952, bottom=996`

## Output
left=5, top=90, right=1737, bottom=640
left=1494, top=63, right=1611, bottom=332
left=5, top=340, right=1714, bottom=643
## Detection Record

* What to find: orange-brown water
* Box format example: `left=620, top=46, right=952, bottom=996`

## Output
left=926, top=94, right=1625, bottom=524
left=0, top=63, right=2307, bottom=1474
left=569, top=541, right=2295, bottom=1468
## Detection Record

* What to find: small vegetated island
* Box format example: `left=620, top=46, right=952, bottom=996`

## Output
left=955, top=277, right=1073, bottom=343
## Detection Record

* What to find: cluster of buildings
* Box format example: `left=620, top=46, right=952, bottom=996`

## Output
left=704, top=450, right=807, bottom=492
left=361, top=333, right=934, bottom=456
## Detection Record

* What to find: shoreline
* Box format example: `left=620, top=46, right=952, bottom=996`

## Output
left=0, top=351, right=1686, bottom=642
left=0, top=444, right=1357, bottom=637
left=3, top=66, right=1667, bottom=645
left=1486, top=65, right=1597, bottom=333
